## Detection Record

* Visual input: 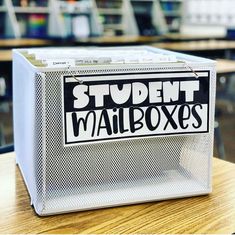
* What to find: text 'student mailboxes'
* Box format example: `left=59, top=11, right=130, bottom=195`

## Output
left=13, top=46, right=216, bottom=216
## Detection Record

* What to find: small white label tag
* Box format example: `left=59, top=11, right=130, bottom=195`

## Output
left=45, top=59, right=76, bottom=68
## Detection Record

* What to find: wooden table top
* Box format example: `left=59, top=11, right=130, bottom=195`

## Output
left=0, top=50, right=12, bottom=62
left=77, top=35, right=164, bottom=45
left=164, top=33, right=224, bottom=41
left=0, top=152, right=234, bottom=234
left=0, top=38, right=53, bottom=48
left=152, top=40, right=235, bottom=51
left=76, top=34, right=223, bottom=45
left=216, top=59, right=235, bottom=74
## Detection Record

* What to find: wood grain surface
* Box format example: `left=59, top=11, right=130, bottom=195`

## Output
left=0, top=39, right=53, bottom=48
left=164, top=33, right=224, bottom=41
left=216, top=59, right=235, bottom=74
left=0, top=153, right=235, bottom=234
left=0, top=50, right=12, bottom=62
left=76, top=34, right=222, bottom=45
left=77, top=35, right=163, bottom=45
left=152, top=40, right=235, bottom=51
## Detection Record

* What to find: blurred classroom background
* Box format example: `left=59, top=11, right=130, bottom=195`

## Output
left=1, top=0, right=235, bottom=163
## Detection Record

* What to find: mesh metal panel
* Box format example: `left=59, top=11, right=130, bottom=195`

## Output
left=28, top=66, right=215, bottom=215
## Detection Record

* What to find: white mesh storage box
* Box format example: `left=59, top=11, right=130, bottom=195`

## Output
left=13, top=46, right=216, bottom=216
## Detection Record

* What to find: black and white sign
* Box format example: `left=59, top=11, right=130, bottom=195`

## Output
left=63, top=71, right=210, bottom=145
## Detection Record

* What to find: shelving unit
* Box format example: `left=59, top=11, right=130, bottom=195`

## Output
left=95, top=0, right=138, bottom=36
left=0, top=0, right=102, bottom=39
left=53, top=0, right=103, bottom=38
left=0, top=0, right=183, bottom=38
left=95, top=0, right=169, bottom=36
left=13, top=0, right=49, bottom=38
left=159, top=0, right=183, bottom=32
left=130, top=0, right=168, bottom=35
left=181, top=0, right=234, bottom=36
